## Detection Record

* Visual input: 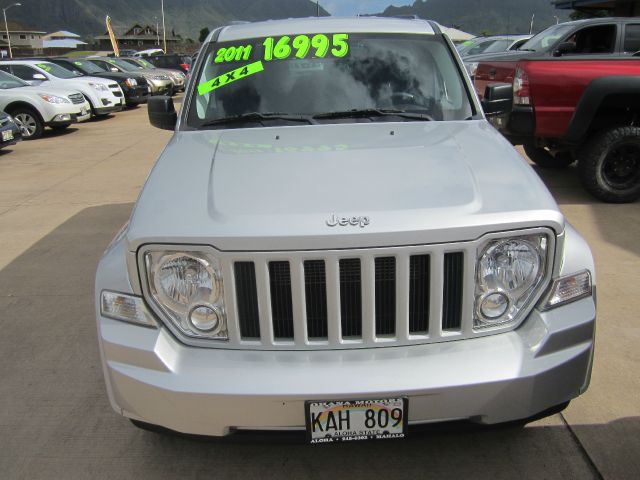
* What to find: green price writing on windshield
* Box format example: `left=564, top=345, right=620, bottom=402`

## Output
left=263, top=33, right=349, bottom=61
left=198, top=60, right=264, bottom=96
left=37, top=63, right=52, bottom=72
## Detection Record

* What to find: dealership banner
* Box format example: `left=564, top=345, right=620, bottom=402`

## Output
left=106, top=15, right=120, bottom=57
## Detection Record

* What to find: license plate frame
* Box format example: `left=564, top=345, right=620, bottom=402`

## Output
left=2, top=129, right=14, bottom=141
left=305, top=397, right=408, bottom=444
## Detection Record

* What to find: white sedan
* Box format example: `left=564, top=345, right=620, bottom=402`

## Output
left=0, top=70, right=91, bottom=139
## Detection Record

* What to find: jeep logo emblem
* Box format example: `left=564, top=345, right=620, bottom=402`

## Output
left=326, top=214, right=370, bottom=228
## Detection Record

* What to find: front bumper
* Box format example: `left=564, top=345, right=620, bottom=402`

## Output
left=488, top=106, right=535, bottom=145
left=147, top=79, right=172, bottom=95
left=123, top=85, right=150, bottom=105
left=97, top=296, right=595, bottom=436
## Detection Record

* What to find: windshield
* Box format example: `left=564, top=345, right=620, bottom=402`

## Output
left=136, top=58, right=156, bottom=68
left=36, top=62, right=79, bottom=79
left=188, top=32, right=474, bottom=128
left=105, top=58, right=138, bottom=72
left=72, top=60, right=107, bottom=74
left=519, top=24, right=574, bottom=52
left=0, top=70, right=28, bottom=88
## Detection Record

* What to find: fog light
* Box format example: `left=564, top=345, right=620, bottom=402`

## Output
left=189, top=305, right=221, bottom=332
left=480, top=292, right=510, bottom=320
left=53, top=114, right=71, bottom=122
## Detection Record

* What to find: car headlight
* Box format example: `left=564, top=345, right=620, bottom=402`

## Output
left=124, top=78, right=138, bottom=88
left=89, top=82, right=109, bottom=92
left=144, top=250, right=227, bottom=340
left=475, top=233, right=549, bottom=328
left=39, top=94, right=70, bottom=104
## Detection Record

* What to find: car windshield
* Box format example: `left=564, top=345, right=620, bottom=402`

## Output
left=36, top=62, right=79, bottom=79
left=0, top=70, right=28, bottom=88
left=519, top=24, right=574, bottom=52
left=71, top=60, right=107, bottom=74
left=105, top=58, right=138, bottom=72
left=188, top=32, right=474, bottom=128
left=136, top=58, right=156, bottom=69
left=119, top=59, right=146, bottom=70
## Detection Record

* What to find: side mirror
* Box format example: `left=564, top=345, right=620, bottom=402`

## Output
left=481, top=83, right=513, bottom=116
left=554, top=42, right=576, bottom=57
left=148, top=95, right=177, bottom=130
left=32, top=73, right=47, bottom=80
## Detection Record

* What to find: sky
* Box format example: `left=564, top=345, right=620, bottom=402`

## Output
left=321, top=1, right=415, bottom=16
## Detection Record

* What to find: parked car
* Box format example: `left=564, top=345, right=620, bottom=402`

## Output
left=96, top=17, right=596, bottom=439
left=476, top=17, right=640, bottom=202
left=0, top=60, right=124, bottom=117
left=0, top=69, right=90, bottom=139
left=0, top=111, right=21, bottom=148
left=45, top=58, right=150, bottom=107
left=141, top=53, right=190, bottom=74
left=120, top=57, right=187, bottom=92
left=458, top=35, right=532, bottom=58
left=86, top=57, right=173, bottom=96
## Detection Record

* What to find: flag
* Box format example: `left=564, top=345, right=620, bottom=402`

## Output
left=106, top=15, right=120, bottom=57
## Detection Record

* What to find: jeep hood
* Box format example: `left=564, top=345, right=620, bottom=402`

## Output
left=128, top=121, right=563, bottom=251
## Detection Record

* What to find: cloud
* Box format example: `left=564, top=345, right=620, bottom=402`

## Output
left=321, top=0, right=415, bottom=16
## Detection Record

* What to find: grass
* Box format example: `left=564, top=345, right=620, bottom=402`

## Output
left=62, top=50, right=99, bottom=58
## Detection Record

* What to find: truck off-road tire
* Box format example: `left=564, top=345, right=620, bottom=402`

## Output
left=578, top=126, right=640, bottom=203
left=10, top=107, right=44, bottom=140
left=523, top=144, right=574, bottom=168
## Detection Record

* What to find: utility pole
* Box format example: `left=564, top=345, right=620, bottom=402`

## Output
left=161, top=0, right=166, bottom=53
left=316, top=1, right=319, bottom=17
left=154, top=16, right=159, bottom=45
left=3, top=3, right=21, bottom=59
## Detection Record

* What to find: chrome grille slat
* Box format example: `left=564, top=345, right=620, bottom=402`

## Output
left=290, top=260, right=307, bottom=344
left=395, top=254, right=410, bottom=341
left=255, top=261, right=274, bottom=345
left=325, top=258, right=342, bottom=343
left=428, top=253, right=444, bottom=339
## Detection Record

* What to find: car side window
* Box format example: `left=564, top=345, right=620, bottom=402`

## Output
left=563, top=24, right=617, bottom=55
left=510, top=38, right=529, bottom=50
left=466, top=40, right=497, bottom=56
left=0, top=65, right=11, bottom=74
left=623, top=24, right=640, bottom=54
left=10, top=65, right=42, bottom=80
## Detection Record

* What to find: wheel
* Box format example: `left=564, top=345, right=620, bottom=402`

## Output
left=578, top=126, right=640, bottom=203
left=523, top=144, right=574, bottom=168
left=11, top=108, right=44, bottom=140
left=50, top=124, right=70, bottom=131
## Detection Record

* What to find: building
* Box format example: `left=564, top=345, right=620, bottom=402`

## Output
left=43, top=31, right=87, bottom=56
left=0, top=21, right=45, bottom=57
left=94, top=23, right=179, bottom=53
left=553, top=0, right=640, bottom=15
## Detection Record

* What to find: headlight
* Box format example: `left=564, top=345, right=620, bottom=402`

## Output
left=39, top=94, right=70, bottom=104
left=475, top=234, right=549, bottom=328
left=144, top=250, right=227, bottom=340
left=124, top=78, right=138, bottom=88
left=89, top=82, right=109, bottom=92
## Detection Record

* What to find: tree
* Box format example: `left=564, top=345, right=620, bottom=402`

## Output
left=570, top=9, right=609, bottom=20
left=198, top=27, right=210, bottom=43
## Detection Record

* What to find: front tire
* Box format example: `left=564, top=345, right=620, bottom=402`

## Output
left=11, top=108, right=44, bottom=140
left=523, top=144, right=574, bottom=168
left=578, top=126, right=640, bottom=203
left=50, top=124, right=70, bottom=131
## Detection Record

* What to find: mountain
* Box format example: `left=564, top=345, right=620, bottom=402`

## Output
left=375, top=0, right=570, bottom=35
left=9, top=0, right=329, bottom=40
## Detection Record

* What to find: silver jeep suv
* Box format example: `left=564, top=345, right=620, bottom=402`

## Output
left=96, top=17, right=596, bottom=442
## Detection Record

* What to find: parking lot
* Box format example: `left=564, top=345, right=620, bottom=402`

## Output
left=0, top=99, right=638, bottom=479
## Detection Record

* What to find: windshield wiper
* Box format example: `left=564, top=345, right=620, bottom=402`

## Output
left=200, top=112, right=316, bottom=128
left=313, top=108, right=434, bottom=122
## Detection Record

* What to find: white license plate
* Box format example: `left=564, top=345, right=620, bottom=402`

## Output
left=306, top=398, right=407, bottom=444
left=2, top=130, right=13, bottom=141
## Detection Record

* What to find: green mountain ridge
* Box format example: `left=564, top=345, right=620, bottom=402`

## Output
left=9, top=0, right=569, bottom=40
left=376, top=0, right=570, bottom=35
left=9, top=0, right=329, bottom=40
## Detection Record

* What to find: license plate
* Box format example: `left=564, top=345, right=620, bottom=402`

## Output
left=2, top=130, right=13, bottom=141
left=305, top=398, right=407, bottom=444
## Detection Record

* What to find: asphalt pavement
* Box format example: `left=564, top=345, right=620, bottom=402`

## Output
left=0, top=101, right=638, bottom=479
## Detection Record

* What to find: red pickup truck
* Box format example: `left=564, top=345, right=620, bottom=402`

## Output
left=475, top=18, right=640, bottom=203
